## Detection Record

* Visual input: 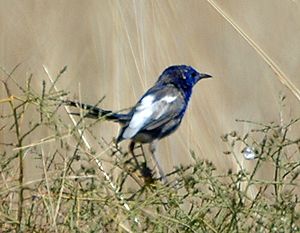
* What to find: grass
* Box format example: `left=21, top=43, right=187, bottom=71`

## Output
left=0, top=66, right=300, bottom=232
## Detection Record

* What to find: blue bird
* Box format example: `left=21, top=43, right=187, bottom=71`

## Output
left=65, top=65, right=212, bottom=181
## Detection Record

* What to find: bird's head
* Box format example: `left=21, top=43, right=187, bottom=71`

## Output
left=157, top=65, right=212, bottom=88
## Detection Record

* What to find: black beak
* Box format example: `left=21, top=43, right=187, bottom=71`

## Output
left=199, top=73, right=212, bottom=79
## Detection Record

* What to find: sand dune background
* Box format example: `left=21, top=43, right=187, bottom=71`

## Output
left=1, top=0, right=300, bottom=185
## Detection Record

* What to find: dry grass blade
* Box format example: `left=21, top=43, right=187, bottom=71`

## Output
left=42, top=65, right=139, bottom=230
left=41, top=146, right=57, bottom=232
left=207, top=0, right=300, bottom=102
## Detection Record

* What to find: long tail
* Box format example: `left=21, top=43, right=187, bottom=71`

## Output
left=63, top=100, right=130, bottom=124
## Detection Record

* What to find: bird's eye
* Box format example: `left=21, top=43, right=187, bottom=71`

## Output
left=191, top=72, right=197, bottom=78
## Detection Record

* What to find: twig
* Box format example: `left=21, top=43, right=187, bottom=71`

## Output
left=42, top=65, right=139, bottom=230
left=1, top=68, right=25, bottom=232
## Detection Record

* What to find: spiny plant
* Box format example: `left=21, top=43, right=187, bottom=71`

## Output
left=0, top=66, right=299, bottom=232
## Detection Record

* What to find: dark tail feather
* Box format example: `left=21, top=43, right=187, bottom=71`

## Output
left=63, top=100, right=130, bottom=124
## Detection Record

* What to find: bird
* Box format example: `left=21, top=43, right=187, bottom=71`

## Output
left=64, top=65, right=212, bottom=182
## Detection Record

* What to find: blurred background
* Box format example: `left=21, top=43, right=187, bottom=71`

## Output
left=1, top=0, right=300, bottom=187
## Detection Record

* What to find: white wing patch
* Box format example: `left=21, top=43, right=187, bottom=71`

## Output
left=122, top=94, right=177, bottom=139
left=154, top=95, right=177, bottom=119
left=161, top=96, right=177, bottom=103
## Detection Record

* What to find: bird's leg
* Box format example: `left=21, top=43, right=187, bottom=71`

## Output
left=129, top=142, right=154, bottom=183
left=138, top=145, right=153, bottom=183
left=149, top=141, right=167, bottom=183
left=129, top=141, right=141, bottom=170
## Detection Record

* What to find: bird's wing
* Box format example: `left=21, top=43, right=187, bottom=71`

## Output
left=121, top=85, right=186, bottom=139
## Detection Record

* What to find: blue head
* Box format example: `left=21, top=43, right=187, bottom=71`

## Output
left=157, top=65, right=211, bottom=87
left=156, top=65, right=212, bottom=99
